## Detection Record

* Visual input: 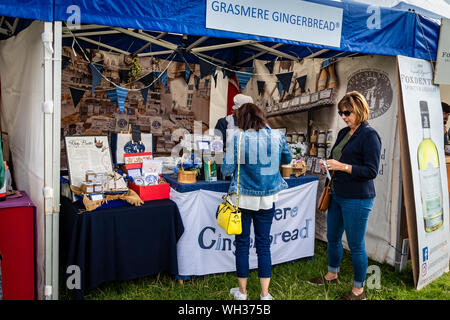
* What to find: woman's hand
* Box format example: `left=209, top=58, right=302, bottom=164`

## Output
left=326, top=159, right=351, bottom=173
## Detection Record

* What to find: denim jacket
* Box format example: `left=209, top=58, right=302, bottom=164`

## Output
left=221, top=127, right=292, bottom=196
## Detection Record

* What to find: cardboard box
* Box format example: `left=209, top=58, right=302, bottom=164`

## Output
left=129, top=182, right=170, bottom=201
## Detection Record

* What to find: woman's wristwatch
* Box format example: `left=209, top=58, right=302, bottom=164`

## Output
left=344, top=164, right=349, bottom=172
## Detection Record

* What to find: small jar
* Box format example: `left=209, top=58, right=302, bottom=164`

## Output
left=298, top=132, right=305, bottom=143
left=326, top=130, right=333, bottom=144
left=85, top=170, right=96, bottom=182
left=81, top=181, right=94, bottom=194
left=318, top=131, right=326, bottom=144
left=93, top=180, right=103, bottom=193
left=317, top=144, right=326, bottom=158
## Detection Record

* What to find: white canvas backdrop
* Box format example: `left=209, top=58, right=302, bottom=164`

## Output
left=0, top=21, right=45, bottom=299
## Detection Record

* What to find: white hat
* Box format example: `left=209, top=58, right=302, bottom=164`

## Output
left=232, top=94, right=253, bottom=110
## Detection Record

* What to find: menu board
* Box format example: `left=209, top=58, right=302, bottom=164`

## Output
left=65, top=136, right=113, bottom=187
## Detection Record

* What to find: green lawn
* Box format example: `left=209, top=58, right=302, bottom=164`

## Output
left=62, top=240, right=450, bottom=300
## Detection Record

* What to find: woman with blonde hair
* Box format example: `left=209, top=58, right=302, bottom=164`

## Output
left=308, top=91, right=381, bottom=300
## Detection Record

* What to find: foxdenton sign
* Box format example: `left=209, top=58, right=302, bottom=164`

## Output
left=206, top=0, right=343, bottom=48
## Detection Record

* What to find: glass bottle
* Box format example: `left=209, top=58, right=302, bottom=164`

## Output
left=417, top=101, right=443, bottom=232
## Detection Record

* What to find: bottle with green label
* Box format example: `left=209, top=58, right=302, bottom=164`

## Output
left=417, top=101, right=443, bottom=232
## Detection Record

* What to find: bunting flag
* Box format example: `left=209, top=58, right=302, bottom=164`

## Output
left=265, top=61, right=274, bottom=74
left=223, top=68, right=235, bottom=80
left=276, top=72, right=293, bottom=93
left=139, top=72, right=154, bottom=87
left=140, top=87, right=149, bottom=105
left=321, top=58, right=331, bottom=69
left=194, top=75, right=200, bottom=90
left=199, top=59, right=214, bottom=79
left=277, top=81, right=283, bottom=97
left=119, top=69, right=130, bottom=84
left=106, top=89, right=118, bottom=106
left=160, top=70, right=168, bottom=91
left=62, top=55, right=71, bottom=70
left=296, top=75, right=307, bottom=93
left=69, top=87, right=86, bottom=109
left=89, top=62, right=104, bottom=94
left=236, top=70, right=252, bottom=92
left=222, top=67, right=227, bottom=79
left=184, top=63, right=191, bottom=84
left=257, top=80, right=265, bottom=96
left=116, top=86, right=129, bottom=112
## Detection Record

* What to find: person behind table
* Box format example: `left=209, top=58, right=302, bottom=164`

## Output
left=214, top=94, right=253, bottom=149
left=221, top=103, right=292, bottom=300
left=442, top=102, right=450, bottom=145
left=308, top=91, right=381, bottom=300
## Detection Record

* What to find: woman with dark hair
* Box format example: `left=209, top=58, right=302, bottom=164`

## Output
left=221, top=103, right=292, bottom=300
left=308, top=91, right=382, bottom=300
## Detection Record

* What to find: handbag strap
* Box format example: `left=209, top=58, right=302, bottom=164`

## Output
left=235, top=132, right=243, bottom=211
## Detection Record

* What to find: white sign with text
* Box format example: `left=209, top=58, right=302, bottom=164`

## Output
left=206, top=0, right=343, bottom=48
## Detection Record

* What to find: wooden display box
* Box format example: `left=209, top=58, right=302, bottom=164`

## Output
left=129, top=182, right=170, bottom=201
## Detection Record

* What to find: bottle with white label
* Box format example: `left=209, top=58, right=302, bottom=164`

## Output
left=417, top=101, right=443, bottom=232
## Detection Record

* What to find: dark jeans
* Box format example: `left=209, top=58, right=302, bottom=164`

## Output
left=235, top=205, right=275, bottom=278
left=327, top=192, right=374, bottom=288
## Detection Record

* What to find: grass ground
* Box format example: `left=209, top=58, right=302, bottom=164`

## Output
left=61, top=240, right=449, bottom=300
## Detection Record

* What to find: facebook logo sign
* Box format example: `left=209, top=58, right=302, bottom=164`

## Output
left=422, top=247, right=429, bottom=262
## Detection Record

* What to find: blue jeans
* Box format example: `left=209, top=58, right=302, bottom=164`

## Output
left=327, top=192, right=374, bottom=288
left=235, top=205, right=275, bottom=278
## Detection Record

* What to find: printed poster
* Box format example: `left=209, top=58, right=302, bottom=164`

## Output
left=398, top=55, right=450, bottom=289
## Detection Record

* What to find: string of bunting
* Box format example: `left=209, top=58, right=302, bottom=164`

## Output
left=65, top=22, right=360, bottom=107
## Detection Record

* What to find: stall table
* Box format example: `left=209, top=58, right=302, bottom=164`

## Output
left=163, top=174, right=319, bottom=278
left=60, top=197, right=184, bottom=299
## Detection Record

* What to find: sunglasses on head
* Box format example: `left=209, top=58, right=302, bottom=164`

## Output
left=338, top=110, right=352, bottom=117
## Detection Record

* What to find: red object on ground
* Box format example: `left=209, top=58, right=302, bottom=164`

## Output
left=129, top=182, right=170, bottom=201
left=0, top=191, right=36, bottom=300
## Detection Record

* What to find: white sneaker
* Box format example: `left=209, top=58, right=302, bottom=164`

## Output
left=260, top=293, right=273, bottom=300
left=230, top=287, right=247, bottom=300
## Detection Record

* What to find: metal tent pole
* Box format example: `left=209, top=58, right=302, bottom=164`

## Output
left=42, top=21, right=54, bottom=300
left=52, top=21, right=62, bottom=300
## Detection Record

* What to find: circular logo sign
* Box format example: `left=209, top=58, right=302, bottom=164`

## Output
left=346, top=69, right=393, bottom=119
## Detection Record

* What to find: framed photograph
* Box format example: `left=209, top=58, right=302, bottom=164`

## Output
left=300, top=95, right=311, bottom=105
left=319, top=88, right=333, bottom=99
left=64, top=135, right=113, bottom=188
left=310, top=92, right=319, bottom=103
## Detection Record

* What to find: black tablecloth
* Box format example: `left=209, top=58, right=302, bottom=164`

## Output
left=60, top=197, right=184, bottom=299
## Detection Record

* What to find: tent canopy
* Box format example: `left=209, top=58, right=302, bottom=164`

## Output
left=0, top=0, right=442, bottom=65
left=342, top=0, right=450, bottom=20
left=0, top=0, right=52, bottom=22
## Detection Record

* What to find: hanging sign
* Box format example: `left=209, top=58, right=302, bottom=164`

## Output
left=206, top=0, right=343, bottom=47
left=434, top=18, right=450, bottom=84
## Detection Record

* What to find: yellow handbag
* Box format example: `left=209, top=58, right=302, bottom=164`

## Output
left=216, top=132, right=243, bottom=235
